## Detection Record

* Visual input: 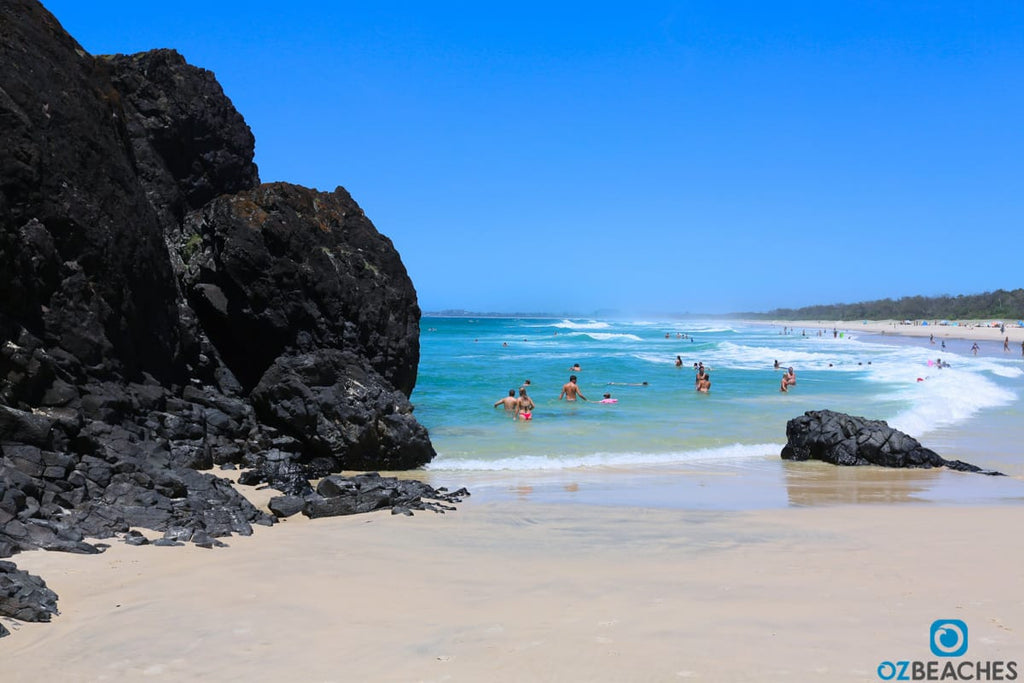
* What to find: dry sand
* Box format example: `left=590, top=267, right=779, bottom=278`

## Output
left=4, top=497, right=1023, bottom=682
left=774, top=319, right=1024, bottom=345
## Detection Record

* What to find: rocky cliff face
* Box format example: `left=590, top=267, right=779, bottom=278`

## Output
left=0, top=0, right=436, bottom=597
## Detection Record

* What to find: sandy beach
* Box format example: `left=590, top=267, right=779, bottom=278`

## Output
left=4, top=493, right=1024, bottom=682
left=776, top=319, right=1024, bottom=346
left=4, top=318, right=1024, bottom=682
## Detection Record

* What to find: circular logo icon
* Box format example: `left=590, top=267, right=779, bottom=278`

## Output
left=930, top=619, right=968, bottom=657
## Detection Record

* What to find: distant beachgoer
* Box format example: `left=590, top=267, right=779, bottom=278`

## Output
left=697, top=374, right=711, bottom=393
left=516, top=387, right=535, bottom=420
left=494, top=390, right=518, bottom=413
left=599, top=392, right=618, bottom=404
left=782, top=367, right=796, bottom=389
left=675, top=355, right=683, bottom=367
left=695, top=362, right=706, bottom=388
left=1004, top=337, right=1010, bottom=352
left=607, top=381, right=649, bottom=386
left=773, top=359, right=781, bottom=369
left=941, top=340, right=946, bottom=350
left=930, top=334, right=935, bottom=344
left=569, top=363, right=581, bottom=372
left=971, top=342, right=979, bottom=356
left=559, top=375, right=588, bottom=402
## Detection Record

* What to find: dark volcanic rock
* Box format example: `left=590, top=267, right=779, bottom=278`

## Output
left=178, top=182, right=423, bottom=398
left=781, top=410, right=1002, bottom=474
left=0, top=560, right=58, bottom=622
left=0, top=1, right=453, bottom=625
left=267, top=472, right=470, bottom=520
left=104, top=49, right=260, bottom=235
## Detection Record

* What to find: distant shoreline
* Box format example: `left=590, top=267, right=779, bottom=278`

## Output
left=764, top=319, right=1024, bottom=345
left=423, top=312, right=1024, bottom=346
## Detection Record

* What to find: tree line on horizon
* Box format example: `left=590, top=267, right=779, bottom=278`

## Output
left=744, top=288, right=1024, bottom=322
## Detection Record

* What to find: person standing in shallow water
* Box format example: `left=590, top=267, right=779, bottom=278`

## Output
left=559, top=375, right=588, bottom=402
left=780, top=367, right=796, bottom=392
left=494, top=390, right=518, bottom=414
left=697, top=373, right=711, bottom=393
left=516, top=387, right=535, bottom=420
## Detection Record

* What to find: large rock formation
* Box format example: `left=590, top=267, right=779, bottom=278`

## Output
left=781, top=410, right=1001, bottom=474
left=0, top=0, right=445, bottom=625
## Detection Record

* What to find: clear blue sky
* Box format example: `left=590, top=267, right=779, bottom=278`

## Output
left=41, top=1, right=1024, bottom=315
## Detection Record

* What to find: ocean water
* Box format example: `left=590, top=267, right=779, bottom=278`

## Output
left=411, top=318, right=1024, bottom=507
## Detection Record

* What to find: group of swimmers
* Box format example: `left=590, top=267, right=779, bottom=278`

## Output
left=492, top=367, right=598, bottom=421
left=494, top=357, right=802, bottom=421
left=493, top=364, right=628, bottom=421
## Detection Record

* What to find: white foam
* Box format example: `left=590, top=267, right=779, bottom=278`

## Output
left=552, top=319, right=611, bottom=330
left=887, top=363, right=1017, bottom=437
left=578, top=332, right=643, bottom=342
left=426, top=442, right=781, bottom=471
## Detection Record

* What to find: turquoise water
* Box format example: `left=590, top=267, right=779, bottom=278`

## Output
left=411, top=318, right=1024, bottom=506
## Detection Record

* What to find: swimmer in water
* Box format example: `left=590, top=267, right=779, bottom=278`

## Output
left=494, top=389, right=518, bottom=414
left=516, top=387, right=535, bottom=420
left=559, top=375, right=588, bottom=401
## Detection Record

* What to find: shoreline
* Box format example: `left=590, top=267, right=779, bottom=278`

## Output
left=4, top=318, right=1024, bottom=680
left=766, top=318, right=1024, bottom=346
left=5, top=500, right=1023, bottom=681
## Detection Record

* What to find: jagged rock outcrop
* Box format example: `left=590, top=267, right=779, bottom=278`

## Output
left=0, top=0, right=447, bottom=625
left=1, top=560, right=59, bottom=623
left=781, top=410, right=1002, bottom=474
left=177, top=182, right=432, bottom=473
left=268, top=472, right=470, bottom=519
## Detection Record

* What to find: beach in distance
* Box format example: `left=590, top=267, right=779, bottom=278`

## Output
left=5, top=318, right=1024, bottom=682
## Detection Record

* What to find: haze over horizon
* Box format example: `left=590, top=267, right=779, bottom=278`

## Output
left=44, top=1, right=1024, bottom=315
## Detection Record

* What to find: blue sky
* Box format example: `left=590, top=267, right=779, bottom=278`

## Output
left=42, top=1, right=1024, bottom=315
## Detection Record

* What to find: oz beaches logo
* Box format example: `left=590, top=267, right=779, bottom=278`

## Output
left=931, top=620, right=969, bottom=658
left=877, top=619, right=1019, bottom=681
